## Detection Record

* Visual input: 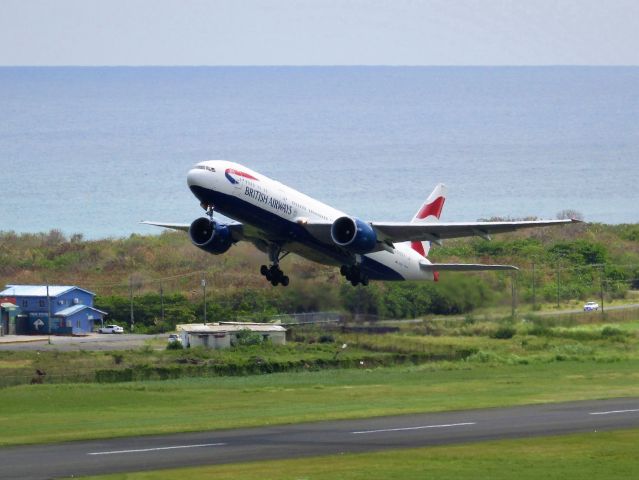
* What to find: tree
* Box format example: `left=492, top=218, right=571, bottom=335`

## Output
left=556, top=209, right=584, bottom=221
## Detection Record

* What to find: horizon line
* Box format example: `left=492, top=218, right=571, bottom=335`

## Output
left=1, top=64, right=638, bottom=68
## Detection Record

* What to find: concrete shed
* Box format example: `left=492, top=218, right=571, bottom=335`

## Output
left=176, top=322, right=287, bottom=349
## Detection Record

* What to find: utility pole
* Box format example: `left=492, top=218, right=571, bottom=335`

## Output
left=201, top=277, right=207, bottom=323
left=129, top=276, right=134, bottom=332
left=511, top=271, right=517, bottom=318
left=599, top=264, right=605, bottom=315
left=531, top=261, right=536, bottom=311
left=46, top=283, right=52, bottom=344
left=160, top=283, right=165, bottom=324
left=555, top=262, right=561, bottom=309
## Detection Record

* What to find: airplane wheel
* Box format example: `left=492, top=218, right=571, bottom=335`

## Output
left=271, top=278, right=279, bottom=286
left=281, top=276, right=290, bottom=287
left=361, top=276, right=369, bottom=286
left=340, top=265, right=348, bottom=276
left=260, top=265, right=268, bottom=276
left=351, top=279, right=359, bottom=287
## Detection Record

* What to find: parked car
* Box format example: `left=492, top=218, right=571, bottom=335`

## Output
left=583, top=301, right=600, bottom=312
left=98, top=324, right=124, bottom=334
left=168, top=333, right=182, bottom=344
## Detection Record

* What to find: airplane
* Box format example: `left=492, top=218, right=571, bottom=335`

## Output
left=143, top=160, right=576, bottom=287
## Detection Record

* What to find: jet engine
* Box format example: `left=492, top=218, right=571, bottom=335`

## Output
left=189, top=217, right=233, bottom=255
left=331, top=216, right=377, bottom=254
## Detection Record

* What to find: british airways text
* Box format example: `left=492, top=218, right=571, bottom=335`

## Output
left=244, top=186, right=293, bottom=216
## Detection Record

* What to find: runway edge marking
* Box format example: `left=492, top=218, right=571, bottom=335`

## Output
left=351, top=422, right=477, bottom=435
left=88, top=442, right=227, bottom=455
left=589, top=408, right=639, bottom=416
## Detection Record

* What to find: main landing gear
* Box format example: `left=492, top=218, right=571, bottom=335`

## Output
left=261, top=243, right=290, bottom=287
left=340, top=264, right=369, bottom=287
left=260, top=264, right=289, bottom=287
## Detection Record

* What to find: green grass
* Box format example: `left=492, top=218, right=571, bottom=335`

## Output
left=0, top=343, right=418, bottom=387
left=3, top=309, right=637, bottom=388
left=84, top=429, right=639, bottom=480
left=2, top=359, right=639, bottom=446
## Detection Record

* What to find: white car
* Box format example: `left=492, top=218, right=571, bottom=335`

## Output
left=98, top=324, right=124, bottom=334
left=583, top=301, right=600, bottom=312
left=168, top=334, right=182, bottom=344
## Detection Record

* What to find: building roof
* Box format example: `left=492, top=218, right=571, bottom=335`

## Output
left=177, top=323, right=286, bottom=334
left=54, top=305, right=107, bottom=318
left=0, top=285, right=95, bottom=298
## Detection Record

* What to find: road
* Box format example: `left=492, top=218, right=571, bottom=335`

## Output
left=536, top=302, right=639, bottom=316
left=384, top=302, right=639, bottom=325
left=2, top=397, right=638, bottom=479
left=0, top=333, right=164, bottom=351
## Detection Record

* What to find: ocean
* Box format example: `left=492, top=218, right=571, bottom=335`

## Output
left=1, top=66, right=638, bottom=239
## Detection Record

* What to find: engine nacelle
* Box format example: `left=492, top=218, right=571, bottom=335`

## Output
left=189, top=217, right=233, bottom=255
left=331, top=216, right=377, bottom=254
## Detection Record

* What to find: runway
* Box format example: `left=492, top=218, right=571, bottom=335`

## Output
left=2, top=397, right=639, bottom=479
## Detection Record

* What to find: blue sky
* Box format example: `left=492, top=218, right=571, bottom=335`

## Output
left=1, top=0, right=637, bottom=66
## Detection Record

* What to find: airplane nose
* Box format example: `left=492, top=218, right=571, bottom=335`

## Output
left=187, top=167, right=207, bottom=188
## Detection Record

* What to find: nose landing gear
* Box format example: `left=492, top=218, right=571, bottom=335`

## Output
left=201, top=203, right=215, bottom=220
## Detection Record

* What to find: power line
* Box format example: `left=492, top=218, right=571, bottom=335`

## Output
left=77, top=269, right=210, bottom=289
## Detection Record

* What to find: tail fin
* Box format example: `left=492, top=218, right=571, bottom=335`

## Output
left=409, top=183, right=447, bottom=257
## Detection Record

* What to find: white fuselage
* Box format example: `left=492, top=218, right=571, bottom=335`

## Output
left=187, top=160, right=436, bottom=281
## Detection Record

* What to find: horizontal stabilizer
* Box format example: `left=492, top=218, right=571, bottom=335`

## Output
left=419, top=261, right=519, bottom=272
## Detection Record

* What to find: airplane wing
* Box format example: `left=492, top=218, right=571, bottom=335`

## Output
left=301, top=218, right=577, bottom=248
left=141, top=220, right=246, bottom=242
left=141, top=221, right=191, bottom=232
left=370, top=219, right=578, bottom=244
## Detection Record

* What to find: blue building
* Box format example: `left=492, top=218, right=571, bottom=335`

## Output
left=0, top=285, right=107, bottom=335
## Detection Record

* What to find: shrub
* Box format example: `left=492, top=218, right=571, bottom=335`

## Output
left=528, top=324, right=551, bottom=337
left=234, top=329, right=263, bottom=346
left=465, top=350, right=504, bottom=363
left=601, top=326, right=625, bottom=339
left=463, top=315, right=476, bottom=325
left=491, top=326, right=516, bottom=339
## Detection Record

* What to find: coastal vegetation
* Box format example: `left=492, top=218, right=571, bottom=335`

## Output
left=0, top=222, right=637, bottom=332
